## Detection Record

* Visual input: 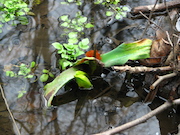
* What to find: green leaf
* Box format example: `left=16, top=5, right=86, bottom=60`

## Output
left=61, top=22, right=69, bottom=27
left=42, top=69, right=49, bottom=73
left=6, top=71, right=16, bottom=77
left=17, top=91, right=26, bottom=98
left=48, top=72, right=54, bottom=78
left=52, top=42, right=64, bottom=52
left=59, top=59, right=73, bottom=70
left=25, top=74, right=34, bottom=78
left=101, top=39, right=152, bottom=67
left=40, top=74, right=49, bottom=82
left=85, top=23, right=94, bottom=28
left=78, top=38, right=90, bottom=49
left=60, top=15, right=69, bottom=21
left=106, top=11, right=114, bottom=16
left=74, top=71, right=93, bottom=89
left=30, top=61, right=36, bottom=68
left=44, top=67, right=79, bottom=106
left=68, top=32, right=78, bottom=38
left=68, top=38, right=78, bottom=44
left=78, top=17, right=87, bottom=23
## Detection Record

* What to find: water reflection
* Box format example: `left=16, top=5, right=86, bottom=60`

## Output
left=0, top=0, right=179, bottom=134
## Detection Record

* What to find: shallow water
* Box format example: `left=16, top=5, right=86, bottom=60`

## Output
left=0, top=0, right=179, bottom=135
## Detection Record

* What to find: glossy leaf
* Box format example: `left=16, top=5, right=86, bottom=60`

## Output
left=101, top=39, right=152, bottom=67
left=40, top=74, right=49, bottom=82
left=74, top=71, right=93, bottom=89
left=44, top=67, right=79, bottom=106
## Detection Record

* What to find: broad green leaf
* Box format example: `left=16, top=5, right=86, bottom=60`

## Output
left=74, top=71, right=93, bottom=89
left=101, top=39, right=152, bottom=67
left=40, top=74, right=49, bottom=82
left=44, top=67, right=79, bottom=106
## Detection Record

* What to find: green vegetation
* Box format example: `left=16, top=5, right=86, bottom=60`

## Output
left=5, top=61, right=36, bottom=78
left=0, top=0, right=30, bottom=33
left=53, top=12, right=94, bottom=70
left=40, top=69, right=54, bottom=82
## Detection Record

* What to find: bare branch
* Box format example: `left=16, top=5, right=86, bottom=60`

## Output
left=150, top=72, right=177, bottom=90
left=131, top=0, right=180, bottom=15
left=113, top=65, right=173, bottom=73
left=93, top=98, right=180, bottom=135
left=0, top=84, right=21, bottom=135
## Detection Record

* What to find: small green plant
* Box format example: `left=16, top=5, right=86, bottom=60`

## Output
left=0, top=0, right=30, bottom=32
left=60, top=12, right=94, bottom=32
left=94, top=0, right=130, bottom=20
left=5, top=61, right=36, bottom=79
left=17, top=90, right=26, bottom=98
left=52, top=11, right=94, bottom=70
left=40, top=69, right=54, bottom=82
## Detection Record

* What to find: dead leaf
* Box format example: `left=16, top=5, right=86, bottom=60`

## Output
left=140, top=38, right=171, bottom=65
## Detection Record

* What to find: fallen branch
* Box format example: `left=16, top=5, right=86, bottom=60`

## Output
left=150, top=72, right=177, bottom=90
left=113, top=65, right=173, bottom=73
left=93, top=98, right=180, bottom=135
left=0, top=84, right=21, bottom=135
left=131, top=0, right=180, bottom=15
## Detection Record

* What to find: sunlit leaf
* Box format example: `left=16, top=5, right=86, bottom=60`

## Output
left=44, top=67, right=79, bottom=106
left=101, top=39, right=152, bottom=67
left=25, top=74, right=34, bottom=78
left=68, top=32, right=78, bottom=38
left=42, top=69, right=49, bottom=73
left=74, top=71, right=93, bottom=88
left=60, top=15, right=69, bottom=21
left=68, top=38, right=78, bottom=44
left=106, top=11, right=114, bottom=16
left=40, top=74, right=49, bottom=82
left=85, top=23, right=94, bottom=28
left=30, top=61, right=36, bottom=68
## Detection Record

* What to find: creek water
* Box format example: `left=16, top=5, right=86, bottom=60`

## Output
left=0, top=0, right=179, bottom=135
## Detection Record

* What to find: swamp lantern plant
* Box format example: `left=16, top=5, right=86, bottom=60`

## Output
left=44, top=39, right=153, bottom=107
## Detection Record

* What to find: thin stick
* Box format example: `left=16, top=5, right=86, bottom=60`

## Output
left=113, top=65, right=173, bottom=73
left=0, top=84, right=21, bottom=135
left=93, top=98, right=180, bottom=135
left=150, top=72, right=177, bottom=89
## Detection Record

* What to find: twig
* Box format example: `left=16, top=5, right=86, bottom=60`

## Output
left=165, top=34, right=180, bottom=65
left=131, top=0, right=180, bottom=15
left=113, top=65, right=173, bottom=73
left=93, top=98, right=180, bottom=135
left=140, top=0, right=158, bottom=39
left=0, top=84, right=21, bottom=135
left=139, top=11, right=165, bottom=32
left=150, top=72, right=177, bottom=90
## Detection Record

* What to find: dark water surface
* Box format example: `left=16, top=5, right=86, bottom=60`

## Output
left=0, top=0, right=179, bottom=135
